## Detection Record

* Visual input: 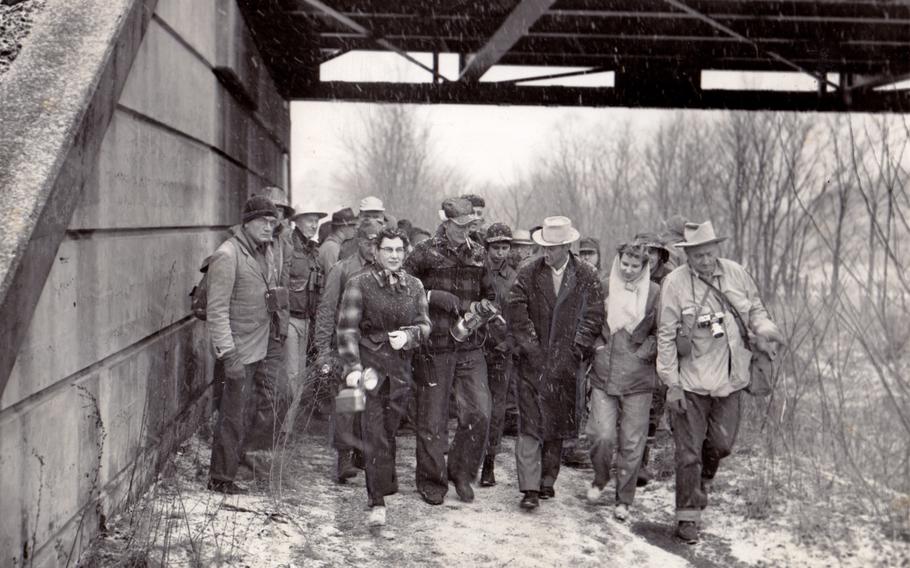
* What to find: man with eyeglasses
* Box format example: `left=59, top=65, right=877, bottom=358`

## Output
left=206, top=196, right=290, bottom=494
left=404, top=197, right=495, bottom=505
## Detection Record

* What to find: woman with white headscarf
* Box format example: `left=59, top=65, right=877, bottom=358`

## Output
left=585, top=243, right=661, bottom=521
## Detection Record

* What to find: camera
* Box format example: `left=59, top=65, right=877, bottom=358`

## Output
left=696, top=311, right=726, bottom=338
left=265, top=286, right=289, bottom=313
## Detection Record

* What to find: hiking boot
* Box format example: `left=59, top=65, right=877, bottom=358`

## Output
left=420, top=488, right=445, bottom=506
left=368, top=506, right=387, bottom=527
left=613, top=503, right=629, bottom=522
left=539, top=486, right=555, bottom=500
left=676, top=521, right=699, bottom=544
left=520, top=491, right=539, bottom=510
left=207, top=480, right=247, bottom=495
left=453, top=478, right=475, bottom=503
left=480, top=456, right=496, bottom=487
left=334, top=450, right=358, bottom=484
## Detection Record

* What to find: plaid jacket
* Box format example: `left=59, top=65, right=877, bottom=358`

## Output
left=403, top=234, right=495, bottom=351
left=336, top=268, right=431, bottom=376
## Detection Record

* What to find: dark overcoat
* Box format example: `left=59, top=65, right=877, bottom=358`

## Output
left=507, top=255, right=604, bottom=440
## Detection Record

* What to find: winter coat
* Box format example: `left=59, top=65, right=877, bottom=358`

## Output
left=590, top=279, right=661, bottom=396
left=507, top=255, right=604, bottom=440
left=485, top=257, right=517, bottom=354
left=313, top=249, right=373, bottom=355
left=317, top=232, right=345, bottom=275
left=289, top=228, right=323, bottom=319
left=207, top=229, right=288, bottom=364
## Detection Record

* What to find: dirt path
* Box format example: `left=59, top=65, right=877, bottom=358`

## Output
left=82, top=417, right=907, bottom=567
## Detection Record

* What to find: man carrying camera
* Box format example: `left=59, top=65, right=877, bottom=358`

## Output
left=206, top=196, right=290, bottom=494
left=656, top=221, right=784, bottom=543
left=403, top=197, right=495, bottom=505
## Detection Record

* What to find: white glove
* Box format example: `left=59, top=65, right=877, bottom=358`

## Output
left=388, top=330, right=408, bottom=350
left=345, top=369, right=362, bottom=388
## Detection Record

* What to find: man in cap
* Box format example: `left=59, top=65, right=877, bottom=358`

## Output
left=314, top=217, right=385, bottom=483
left=319, top=207, right=358, bottom=275
left=282, top=207, right=328, bottom=426
left=359, top=195, right=386, bottom=222
left=510, top=229, right=536, bottom=266
left=507, top=216, right=604, bottom=510
left=657, top=221, right=784, bottom=543
left=479, top=223, right=518, bottom=487
left=403, top=197, right=495, bottom=505
left=207, top=196, right=290, bottom=493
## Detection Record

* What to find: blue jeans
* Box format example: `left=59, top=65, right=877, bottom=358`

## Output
left=414, top=348, right=491, bottom=498
left=586, top=389, right=651, bottom=505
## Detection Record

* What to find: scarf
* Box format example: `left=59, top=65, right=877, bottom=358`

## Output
left=375, top=267, right=405, bottom=293
left=606, top=255, right=650, bottom=335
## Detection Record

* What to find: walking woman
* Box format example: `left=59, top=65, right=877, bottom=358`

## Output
left=585, top=243, right=661, bottom=521
left=336, top=227, right=431, bottom=526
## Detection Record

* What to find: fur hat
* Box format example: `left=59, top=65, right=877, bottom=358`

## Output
left=242, top=196, right=279, bottom=224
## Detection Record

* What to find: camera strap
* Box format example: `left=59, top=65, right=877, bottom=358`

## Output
left=694, top=273, right=752, bottom=350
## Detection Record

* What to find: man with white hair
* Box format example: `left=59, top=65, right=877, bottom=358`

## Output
left=657, top=221, right=784, bottom=543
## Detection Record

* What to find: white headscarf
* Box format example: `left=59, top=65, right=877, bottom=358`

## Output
left=606, top=253, right=650, bottom=335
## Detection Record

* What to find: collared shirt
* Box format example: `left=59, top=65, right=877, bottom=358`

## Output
left=656, top=258, right=780, bottom=396
left=550, top=257, right=570, bottom=295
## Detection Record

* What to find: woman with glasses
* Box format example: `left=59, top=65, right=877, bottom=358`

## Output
left=336, top=227, right=431, bottom=527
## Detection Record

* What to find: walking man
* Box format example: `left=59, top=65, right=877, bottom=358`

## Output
left=404, top=197, right=494, bottom=505
left=656, top=221, right=783, bottom=542
left=506, top=216, right=604, bottom=509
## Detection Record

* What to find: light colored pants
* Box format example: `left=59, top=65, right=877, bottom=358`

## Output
left=515, top=434, right=563, bottom=493
left=285, top=316, right=311, bottom=398
left=586, top=388, right=651, bottom=505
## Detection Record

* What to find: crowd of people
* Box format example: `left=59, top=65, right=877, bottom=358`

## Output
left=202, top=186, right=784, bottom=544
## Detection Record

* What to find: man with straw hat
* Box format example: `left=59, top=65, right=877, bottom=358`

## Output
left=656, top=221, right=784, bottom=543
left=506, top=216, right=604, bottom=510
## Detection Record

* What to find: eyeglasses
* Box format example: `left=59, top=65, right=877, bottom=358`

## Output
left=378, top=247, right=406, bottom=255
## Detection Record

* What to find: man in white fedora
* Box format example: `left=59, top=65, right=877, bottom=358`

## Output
left=656, top=221, right=784, bottom=543
left=506, top=216, right=604, bottom=510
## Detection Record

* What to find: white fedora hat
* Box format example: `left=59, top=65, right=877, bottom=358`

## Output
left=532, top=216, right=581, bottom=247
left=675, top=221, right=728, bottom=248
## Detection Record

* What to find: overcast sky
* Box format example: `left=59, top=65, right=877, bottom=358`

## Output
left=289, top=51, right=838, bottom=213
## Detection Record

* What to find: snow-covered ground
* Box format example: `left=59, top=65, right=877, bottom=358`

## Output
left=81, top=417, right=909, bottom=567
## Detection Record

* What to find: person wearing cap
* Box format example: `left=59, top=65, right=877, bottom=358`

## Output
left=339, top=197, right=389, bottom=261
left=509, top=229, right=537, bottom=266
left=314, top=217, right=385, bottom=483
left=585, top=242, right=661, bottom=522
left=661, top=213, right=689, bottom=271
left=281, top=207, right=328, bottom=427
left=403, top=197, right=495, bottom=505
left=506, top=216, right=604, bottom=510
left=206, top=196, right=290, bottom=494
left=336, top=227, right=431, bottom=527
left=656, top=221, right=784, bottom=543
left=318, top=207, right=358, bottom=276
left=478, top=223, right=518, bottom=488
left=631, top=231, right=674, bottom=487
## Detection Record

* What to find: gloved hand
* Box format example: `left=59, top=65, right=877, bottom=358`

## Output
left=428, top=290, right=461, bottom=313
left=666, top=385, right=687, bottom=414
left=388, top=330, right=408, bottom=350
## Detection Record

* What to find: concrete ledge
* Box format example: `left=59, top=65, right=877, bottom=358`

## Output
left=0, top=0, right=158, bottom=395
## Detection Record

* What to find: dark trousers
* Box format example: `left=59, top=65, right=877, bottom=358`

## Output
left=515, top=434, right=563, bottom=492
left=247, top=337, right=290, bottom=450
left=414, top=348, right=491, bottom=498
left=484, top=351, right=512, bottom=458
left=209, top=355, right=263, bottom=483
left=362, top=375, right=411, bottom=507
left=670, top=390, right=742, bottom=522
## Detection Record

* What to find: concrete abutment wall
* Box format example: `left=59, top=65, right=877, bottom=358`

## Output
left=0, top=1, right=290, bottom=565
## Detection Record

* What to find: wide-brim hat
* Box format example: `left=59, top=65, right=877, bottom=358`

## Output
left=511, top=229, right=534, bottom=246
left=292, top=209, right=328, bottom=221
left=532, top=216, right=581, bottom=247
left=331, top=207, right=357, bottom=226
left=675, top=221, right=728, bottom=248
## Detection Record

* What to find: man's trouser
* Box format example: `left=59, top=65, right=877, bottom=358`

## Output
left=561, top=365, right=591, bottom=459
left=247, top=336, right=289, bottom=450
left=515, top=434, right=563, bottom=492
left=586, top=389, right=651, bottom=505
left=484, top=350, right=512, bottom=458
left=362, top=374, right=411, bottom=507
left=670, top=389, right=742, bottom=522
left=209, top=355, right=264, bottom=483
left=414, top=348, right=491, bottom=499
